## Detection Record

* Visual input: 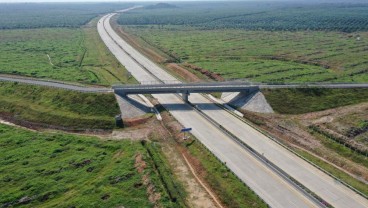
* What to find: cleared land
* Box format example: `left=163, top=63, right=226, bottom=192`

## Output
left=118, top=2, right=368, bottom=32
left=240, top=102, right=368, bottom=194
left=0, top=82, right=119, bottom=130
left=0, top=3, right=136, bottom=85
left=122, top=26, right=368, bottom=83
left=117, top=2, right=368, bottom=83
left=0, top=24, right=134, bottom=85
left=0, top=124, right=174, bottom=207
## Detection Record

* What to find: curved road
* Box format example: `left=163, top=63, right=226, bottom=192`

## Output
left=0, top=75, right=111, bottom=93
left=99, top=11, right=368, bottom=208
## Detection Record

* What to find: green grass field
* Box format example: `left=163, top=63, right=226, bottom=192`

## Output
left=122, top=26, right=368, bottom=83
left=0, top=28, right=92, bottom=82
left=261, top=88, right=368, bottom=114
left=0, top=124, right=173, bottom=207
left=0, top=20, right=134, bottom=85
left=0, top=82, right=119, bottom=130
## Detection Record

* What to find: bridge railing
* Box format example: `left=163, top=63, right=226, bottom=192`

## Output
left=112, top=80, right=368, bottom=89
left=112, top=80, right=257, bottom=89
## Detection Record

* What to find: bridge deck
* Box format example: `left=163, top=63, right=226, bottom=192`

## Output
left=113, top=82, right=368, bottom=95
left=113, top=82, right=258, bottom=95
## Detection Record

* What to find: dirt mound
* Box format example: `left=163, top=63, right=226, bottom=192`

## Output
left=135, top=154, right=147, bottom=173
left=123, top=114, right=153, bottom=127
left=166, top=63, right=201, bottom=82
left=135, top=153, right=161, bottom=206
left=183, top=63, right=224, bottom=81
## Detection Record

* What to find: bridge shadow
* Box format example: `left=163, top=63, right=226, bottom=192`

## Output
left=116, top=94, right=151, bottom=113
left=227, top=91, right=258, bottom=107
left=160, top=102, right=227, bottom=111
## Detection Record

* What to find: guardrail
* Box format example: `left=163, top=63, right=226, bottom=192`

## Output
left=189, top=101, right=331, bottom=208
left=103, top=12, right=368, bottom=204
left=210, top=97, right=368, bottom=200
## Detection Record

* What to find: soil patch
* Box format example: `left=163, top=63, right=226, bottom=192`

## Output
left=0, top=112, right=111, bottom=134
left=183, top=63, right=225, bottom=81
left=166, top=63, right=201, bottom=82
left=240, top=106, right=368, bottom=182
left=123, top=114, right=153, bottom=127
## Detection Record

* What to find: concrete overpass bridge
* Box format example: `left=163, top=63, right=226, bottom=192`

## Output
left=113, top=82, right=259, bottom=102
left=113, top=81, right=368, bottom=102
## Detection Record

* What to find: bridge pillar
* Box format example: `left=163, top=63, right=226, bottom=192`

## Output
left=182, top=91, right=190, bottom=103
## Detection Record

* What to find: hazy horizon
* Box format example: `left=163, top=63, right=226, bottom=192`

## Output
left=1, top=0, right=365, bottom=3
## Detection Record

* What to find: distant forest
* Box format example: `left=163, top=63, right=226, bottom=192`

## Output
left=0, top=3, right=133, bottom=29
left=117, top=1, right=368, bottom=32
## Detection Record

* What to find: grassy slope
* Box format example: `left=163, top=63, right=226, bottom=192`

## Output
left=82, top=19, right=137, bottom=85
left=295, top=148, right=368, bottom=196
left=0, top=124, right=172, bottom=207
left=0, top=21, right=134, bottom=85
left=0, top=82, right=119, bottom=129
left=261, top=88, right=368, bottom=114
left=123, top=26, right=368, bottom=83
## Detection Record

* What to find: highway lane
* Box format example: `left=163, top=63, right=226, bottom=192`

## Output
left=98, top=13, right=319, bottom=208
left=192, top=93, right=368, bottom=208
left=0, top=75, right=111, bottom=93
left=100, top=12, right=368, bottom=208
left=0, top=10, right=364, bottom=207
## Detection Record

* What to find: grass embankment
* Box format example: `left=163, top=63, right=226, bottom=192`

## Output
left=262, top=88, right=368, bottom=114
left=0, top=21, right=134, bottom=85
left=294, top=148, right=368, bottom=196
left=0, top=82, right=119, bottom=130
left=122, top=26, right=368, bottom=83
left=82, top=19, right=136, bottom=85
left=143, top=140, right=187, bottom=207
left=184, top=139, right=267, bottom=208
left=0, top=124, right=173, bottom=207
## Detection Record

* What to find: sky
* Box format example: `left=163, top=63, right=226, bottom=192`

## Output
left=1, top=0, right=229, bottom=2
left=0, top=0, right=361, bottom=3
left=0, top=0, right=307, bottom=3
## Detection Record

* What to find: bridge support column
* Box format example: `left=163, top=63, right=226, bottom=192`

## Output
left=182, top=91, right=190, bottom=103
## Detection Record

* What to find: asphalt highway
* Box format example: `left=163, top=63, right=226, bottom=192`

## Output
left=0, top=11, right=365, bottom=208
left=99, top=13, right=323, bottom=208
left=99, top=12, right=368, bottom=208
